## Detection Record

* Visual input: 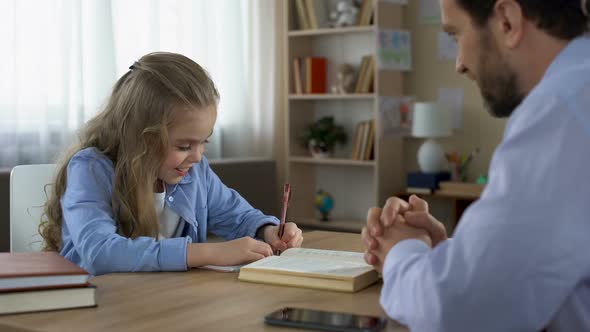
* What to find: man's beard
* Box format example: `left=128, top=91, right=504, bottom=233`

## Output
left=477, top=33, right=525, bottom=118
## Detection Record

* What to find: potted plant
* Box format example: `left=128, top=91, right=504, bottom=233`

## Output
left=301, top=116, right=347, bottom=158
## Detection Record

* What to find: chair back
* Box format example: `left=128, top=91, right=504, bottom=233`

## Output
left=10, top=164, right=56, bottom=252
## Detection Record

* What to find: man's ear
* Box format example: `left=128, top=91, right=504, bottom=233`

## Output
left=492, top=0, right=525, bottom=49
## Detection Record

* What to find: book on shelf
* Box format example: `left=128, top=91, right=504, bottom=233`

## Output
left=354, top=55, right=374, bottom=94
left=406, top=172, right=451, bottom=191
left=303, top=0, right=318, bottom=30
left=360, top=56, right=375, bottom=93
left=406, top=187, right=433, bottom=195
left=363, top=120, right=375, bottom=160
left=305, top=57, right=327, bottom=94
left=357, top=0, right=375, bottom=26
left=351, top=120, right=375, bottom=161
left=294, top=0, right=310, bottom=30
left=358, top=121, right=369, bottom=160
left=350, top=122, right=363, bottom=160
left=238, top=248, right=379, bottom=293
left=0, top=285, right=96, bottom=315
left=292, top=56, right=303, bottom=94
left=0, top=252, right=90, bottom=292
left=354, top=56, right=370, bottom=93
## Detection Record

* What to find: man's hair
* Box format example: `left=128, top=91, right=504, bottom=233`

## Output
left=456, top=0, right=589, bottom=40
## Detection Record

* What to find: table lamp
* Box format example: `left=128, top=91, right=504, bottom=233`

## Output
left=412, top=102, right=452, bottom=173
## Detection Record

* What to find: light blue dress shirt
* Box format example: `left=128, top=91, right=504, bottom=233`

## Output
left=59, top=148, right=279, bottom=275
left=381, top=35, right=590, bottom=332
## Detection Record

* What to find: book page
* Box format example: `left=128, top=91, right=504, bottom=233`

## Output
left=245, top=250, right=373, bottom=277
left=281, top=248, right=366, bottom=264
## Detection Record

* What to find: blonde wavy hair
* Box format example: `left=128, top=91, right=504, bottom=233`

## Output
left=39, top=52, right=219, bottom=251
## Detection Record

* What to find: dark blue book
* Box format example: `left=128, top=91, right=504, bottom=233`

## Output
left=406, top=172, right=451, bottom=190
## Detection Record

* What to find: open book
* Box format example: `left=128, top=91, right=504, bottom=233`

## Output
left=238, top=248, right=379, bottom=293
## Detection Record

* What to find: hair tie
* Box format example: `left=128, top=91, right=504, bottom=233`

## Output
left=129, top=61, right=140, bottom=71
left=583, top=0, right=589, bottom=17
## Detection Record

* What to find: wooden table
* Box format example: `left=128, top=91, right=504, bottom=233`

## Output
left=0, top=231, right=407, bottom=332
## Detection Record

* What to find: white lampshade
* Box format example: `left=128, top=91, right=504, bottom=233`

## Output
left=412, top=102, right=452, bottom=138
left=412, top=102, right=452, bottom=173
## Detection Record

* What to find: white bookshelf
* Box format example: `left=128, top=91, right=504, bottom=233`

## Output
left=284, top=0, right=406, bottom=232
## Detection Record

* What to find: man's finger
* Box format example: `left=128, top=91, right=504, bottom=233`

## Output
left=381, top=197, right=410, bottom=227
left=364, top=251, right=378, bottom=266
left=405, top=211, right=447, bottom=246
left=367, top=207, right=383, bottom=236
left=409, top=194, right=429, bottom=212
left=361, top=226, right=376, bottom=250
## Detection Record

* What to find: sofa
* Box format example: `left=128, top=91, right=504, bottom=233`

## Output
left=0, top=159, right=278, bottom=252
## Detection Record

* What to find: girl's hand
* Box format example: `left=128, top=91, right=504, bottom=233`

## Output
left=262, top=222, right=303, bottom=253
left=216, top=237, right=273, bottom=265
left=188, top=237, right=273, bottom=267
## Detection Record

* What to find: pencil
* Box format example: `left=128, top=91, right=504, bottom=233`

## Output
left=276, top=183, right=291, bottom=255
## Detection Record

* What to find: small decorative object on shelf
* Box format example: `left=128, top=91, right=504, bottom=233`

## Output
left=301, top=116, right=347, bottom=158
left=476, top=175, right=488, bottom=185
left=329, top=0, right=360, bottom=28
left=315, top=189, right=334, bottom=221
left=445, top=148, right=479, bottom=182
left=331, top=63, right=356, bottom=94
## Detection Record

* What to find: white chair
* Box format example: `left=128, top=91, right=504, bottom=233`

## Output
left=10, top=164, right=56, bottom=252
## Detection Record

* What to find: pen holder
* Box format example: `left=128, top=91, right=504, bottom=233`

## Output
left=315, top=190, right=334, bottom=221
left=447, top=149, right=478, bottom=182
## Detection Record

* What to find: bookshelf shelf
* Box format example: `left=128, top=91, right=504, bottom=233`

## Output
left=290, top=156, right=376, bottom=167
left=288, top=26, right=375, bottom=38
left=289, top=94, right=376, bottom=100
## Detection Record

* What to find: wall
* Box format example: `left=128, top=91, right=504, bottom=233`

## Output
left=402, top=1, right=507, bottom=181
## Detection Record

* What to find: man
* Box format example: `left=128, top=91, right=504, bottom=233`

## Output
left=362, top=1, right=590, bottom=331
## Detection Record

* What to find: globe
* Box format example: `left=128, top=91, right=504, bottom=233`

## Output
left=315, top=190, right=334, bottom=221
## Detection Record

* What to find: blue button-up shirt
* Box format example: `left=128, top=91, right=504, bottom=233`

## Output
left=381, top=35, right=590, bottom=331
left=60, top=148, right=278, bottom=275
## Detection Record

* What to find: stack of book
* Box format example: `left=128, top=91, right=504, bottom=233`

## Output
left=0, top=252, right=96, bottom=315
left=294, top=0, right=319, bottom=30
left=292, top=56, right=327, bottom=94
left=350, top=120, right=375, bottom=161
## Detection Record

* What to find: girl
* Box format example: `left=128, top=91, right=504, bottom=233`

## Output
left=39, top=52, right=303, bottom=275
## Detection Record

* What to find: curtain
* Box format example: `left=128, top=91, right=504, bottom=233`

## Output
left=0, top=0, right=277, bottom=167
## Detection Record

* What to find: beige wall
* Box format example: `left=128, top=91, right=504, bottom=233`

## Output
left=402, top=1, right=506, bottom=181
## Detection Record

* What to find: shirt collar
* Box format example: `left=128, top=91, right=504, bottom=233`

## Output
left=165, top=165, right=195, bottom=194
left=544, top=34, right=590, bottom=79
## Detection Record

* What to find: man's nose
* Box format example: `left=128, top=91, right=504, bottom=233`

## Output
left=455, top=55, right=467, bottom=75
